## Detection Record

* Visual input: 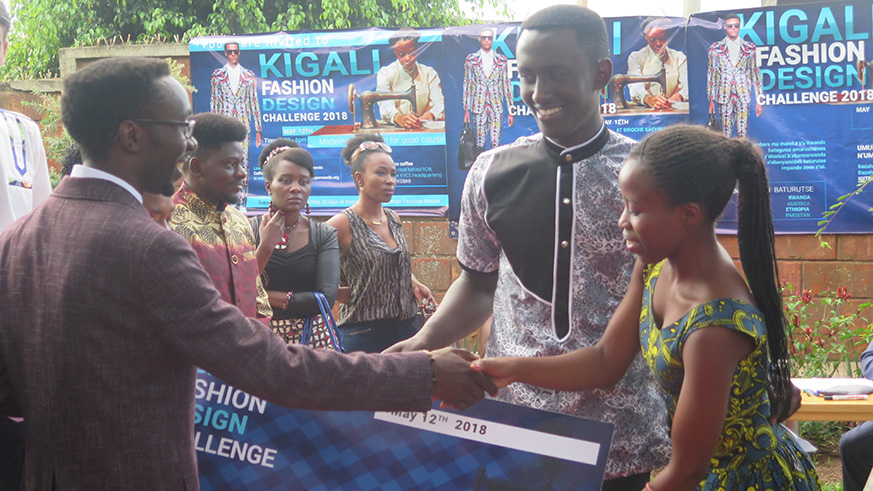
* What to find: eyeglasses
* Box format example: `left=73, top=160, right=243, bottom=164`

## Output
left=225, top=49, right=240, bottom=55
left=479, top=35, right=493, bottom=40
left=725, top=23, right=740, bottom=28
left=351, top=141, right=392, bottom=162
left=132, top=119, right=196, bottom=139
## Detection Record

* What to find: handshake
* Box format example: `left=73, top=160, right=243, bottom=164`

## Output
left=391, top=345, right=515, bottom=411
left=427, top=347, right=497, bottom=410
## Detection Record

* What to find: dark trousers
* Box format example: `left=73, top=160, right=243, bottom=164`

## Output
left=601, top=472, right=651, bottom=491
left=0, top=417, right=24, bottom=491
left=339, top=317, right=419, bottom=353
left=841, top=421, right=873, bottom=491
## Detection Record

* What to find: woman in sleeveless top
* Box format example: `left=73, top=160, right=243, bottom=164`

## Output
left=327, top=133, right=436, bottom=353
left=475, top=126, right=820, bottom=491
left=250, top=138, right=340, bottom=342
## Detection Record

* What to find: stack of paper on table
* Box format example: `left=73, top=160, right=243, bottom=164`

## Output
left=792, top=378, right=873, bottom=395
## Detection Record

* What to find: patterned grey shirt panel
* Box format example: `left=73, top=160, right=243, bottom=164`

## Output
left=459, top=131, right=671, bottom=479
left=456, top=135, right=532, bottom=274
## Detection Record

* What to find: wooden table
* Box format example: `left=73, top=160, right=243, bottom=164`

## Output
left=790, top=387, right=873, bottom=421
left=790, top=391, right=873, bottom=421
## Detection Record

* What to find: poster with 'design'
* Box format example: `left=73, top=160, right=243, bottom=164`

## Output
left=190, top=1, right=873, bottom=233
left=194, top=371, right=614, bottom=490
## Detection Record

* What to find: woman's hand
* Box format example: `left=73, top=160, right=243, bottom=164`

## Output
left=470, top=358, right=514, bottom=389
left=412, top=276, right=437, bottom=310
left=259, top=209, right=285, bottom=250
left=769, top=383, right=802, bottom=425
left=393, top=113, right=423, bottom=129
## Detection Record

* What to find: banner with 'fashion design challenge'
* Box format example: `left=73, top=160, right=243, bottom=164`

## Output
left=684, top=2, right=873, bottom=233
left=190, top=1, right=873, bottom=233
left=194, top=371, right=614, bottom=490
left=190, top=29, right=450, bottom=215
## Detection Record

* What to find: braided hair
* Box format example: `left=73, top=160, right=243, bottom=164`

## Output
left=628, top=124, right=792, bottom=420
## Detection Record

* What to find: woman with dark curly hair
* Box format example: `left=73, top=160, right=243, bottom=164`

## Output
left=327, top=133, right=436, bottom=353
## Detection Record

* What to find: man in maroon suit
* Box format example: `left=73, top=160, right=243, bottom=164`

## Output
left=0, top=57, right=494, bottom=490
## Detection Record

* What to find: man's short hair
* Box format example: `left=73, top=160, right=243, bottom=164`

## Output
left=521, top=5, right=609, bottom=65
left=724, top=13, right=741, bottom=23
left=62, top=57, right=171, bottom=159
left=190, top=112, right=247, bottom=153
left=224, top=42, right=239, bottom=51
left=389, top=28, right=420, bottom=48
left=479, top=28, right=494, bottom=37
left=0, top=2, right=11, bottom=37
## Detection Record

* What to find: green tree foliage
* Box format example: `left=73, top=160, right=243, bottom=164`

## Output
left=3, top=0, right=506, bottom=80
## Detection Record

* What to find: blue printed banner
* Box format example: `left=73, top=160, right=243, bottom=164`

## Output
left=190, top=28, right=450, bottom=216
left=190, top=2, right=873, bottom=232
left=686, top=2, right=873, bottom=233
left=194, top=371, right=614, bottom=490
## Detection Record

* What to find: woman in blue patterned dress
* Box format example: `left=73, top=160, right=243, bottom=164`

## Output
left=474, top=125, right=820, bottom=491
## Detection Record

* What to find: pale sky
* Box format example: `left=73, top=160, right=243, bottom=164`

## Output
left=475, top=0, right=764, bottom=21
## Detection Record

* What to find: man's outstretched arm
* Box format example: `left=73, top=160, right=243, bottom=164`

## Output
left=385, top=270, right=497, bottom=353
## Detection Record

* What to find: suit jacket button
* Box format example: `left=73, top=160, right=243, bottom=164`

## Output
left=230, top=254, right=239, bottom=264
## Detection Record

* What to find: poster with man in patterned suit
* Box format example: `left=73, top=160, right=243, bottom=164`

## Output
left=462, top=28, right=514, bottom=156
left=706, top=13, right=764, bottom=138
left=210, top=41, right=262, bottom=208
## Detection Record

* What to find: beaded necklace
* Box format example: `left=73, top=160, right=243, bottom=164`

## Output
left=269, top=202, right=301, bottom=250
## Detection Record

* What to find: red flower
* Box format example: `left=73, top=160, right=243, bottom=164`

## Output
left=801, top=290, right=813, bottom=304
left=836, top=286, right=852, bottom=301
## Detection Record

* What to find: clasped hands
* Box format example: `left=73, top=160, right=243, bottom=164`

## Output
left=429, top=349, right=514, bottom=410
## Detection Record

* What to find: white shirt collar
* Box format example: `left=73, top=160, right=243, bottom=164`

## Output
left=70, top=165, right=143, bottom=204
left=545, top=123, right=607, bottom=152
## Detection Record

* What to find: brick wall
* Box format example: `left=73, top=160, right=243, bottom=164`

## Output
left=718, top=233, right=873, bottom=318
left=405, top=217, right=873, bottom=326
left=0, top=89, right=43, bottom=121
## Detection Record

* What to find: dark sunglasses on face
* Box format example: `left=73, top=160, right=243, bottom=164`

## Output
left=479, top=36, right=493, bottom=40
left=225, top=49, right=240, bottom=55
left=725, top=23, right=740, bottom=28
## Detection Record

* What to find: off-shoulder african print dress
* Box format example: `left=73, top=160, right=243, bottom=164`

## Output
left=640, top=261, right=821, bottom=490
